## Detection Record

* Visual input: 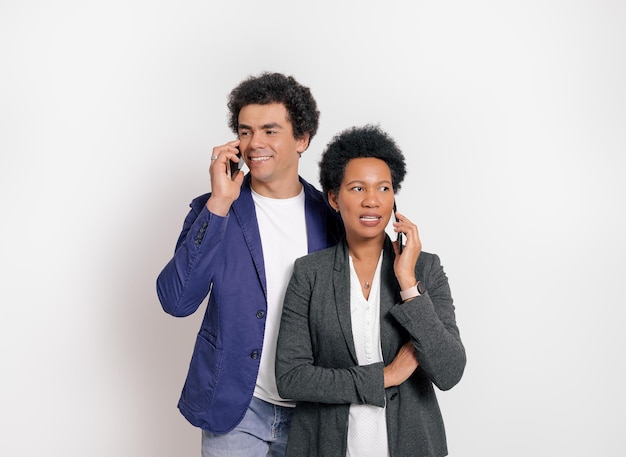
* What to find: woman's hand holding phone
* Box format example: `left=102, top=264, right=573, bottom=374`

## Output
left=392, top=203, right=422, bottom=290
left=393, top=201, right=403, bottom=254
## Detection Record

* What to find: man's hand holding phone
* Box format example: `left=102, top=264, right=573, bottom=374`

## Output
left=206, top=140, right=245, bottom=216
left=229, top=147, right=243, bottom=179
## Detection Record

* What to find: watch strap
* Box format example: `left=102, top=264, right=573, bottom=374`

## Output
left=400, top=282, right=424, bottom=301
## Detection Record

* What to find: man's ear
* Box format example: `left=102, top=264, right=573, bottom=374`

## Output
left=296, top=133, right=310, bottom=154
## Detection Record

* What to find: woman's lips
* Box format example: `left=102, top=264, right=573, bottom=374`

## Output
left=359, top=215, right=381, bottom=226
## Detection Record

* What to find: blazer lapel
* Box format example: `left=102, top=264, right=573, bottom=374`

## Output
left=332, top=240, right=358, bottom=364
left=231, top=175, right=267, bottom=299
left=302, top=178, right=334, bottom=253
left=379, top=236, right=402, bottom=364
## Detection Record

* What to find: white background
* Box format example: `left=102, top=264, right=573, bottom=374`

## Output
left=1, top=1, right=625, bottom=456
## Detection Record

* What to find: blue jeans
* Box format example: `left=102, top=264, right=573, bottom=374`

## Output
left=201, top=396, right=294, bottom=457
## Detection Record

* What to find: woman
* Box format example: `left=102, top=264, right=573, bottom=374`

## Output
left=275, top=125, right=466, bottom=457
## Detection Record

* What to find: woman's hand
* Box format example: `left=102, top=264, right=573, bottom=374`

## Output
left=392, top=211, right=422, bottom=290
left=383, top=341, right=419, bottom=388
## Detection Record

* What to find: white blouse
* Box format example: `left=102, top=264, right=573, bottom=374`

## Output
left=346, top=252, right=389, bottom=457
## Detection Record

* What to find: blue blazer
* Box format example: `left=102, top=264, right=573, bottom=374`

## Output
left=157, top=174, right=343, bottom=433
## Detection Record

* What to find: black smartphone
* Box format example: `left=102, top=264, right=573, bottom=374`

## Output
left=229, top=148, right=243, bottom=179
left=393, top=201, right=403, bottom=254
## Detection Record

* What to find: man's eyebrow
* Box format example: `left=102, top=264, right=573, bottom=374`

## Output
left=262, top=122, right=283, bottom=130
left=238, top=122, right=284, bottom=130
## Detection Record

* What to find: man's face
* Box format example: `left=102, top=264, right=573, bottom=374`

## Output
left=237, top=103, right=309, bottom=190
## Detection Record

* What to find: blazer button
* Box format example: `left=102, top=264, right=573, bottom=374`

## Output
left=250, top=351, right=259, bottom=360
left=256, top=310, right=265, bottom=319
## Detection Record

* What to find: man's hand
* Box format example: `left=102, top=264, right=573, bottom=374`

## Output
left=206, top=140, right=245, bottom=216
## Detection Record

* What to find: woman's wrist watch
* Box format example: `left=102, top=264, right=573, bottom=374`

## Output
left=400, top=281, right=426, bottom=301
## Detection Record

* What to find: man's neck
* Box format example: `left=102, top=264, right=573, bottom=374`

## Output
left=250, top=176, right=303, bottom=199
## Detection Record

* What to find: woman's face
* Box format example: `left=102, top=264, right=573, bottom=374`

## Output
left=329, top=157, right=395, bottom=244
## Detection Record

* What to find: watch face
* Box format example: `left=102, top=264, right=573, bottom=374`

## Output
left=417, top=282, right=426, bottom=294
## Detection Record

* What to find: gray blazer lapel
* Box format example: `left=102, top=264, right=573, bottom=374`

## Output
left=332, top=240, right=358, bottom=364
left=380, top=236, right=402, bottom=364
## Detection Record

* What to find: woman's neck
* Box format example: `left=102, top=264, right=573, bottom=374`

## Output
left=347, top=235, right=384, bottom=299
left=346, top=234, right=385, bottom=262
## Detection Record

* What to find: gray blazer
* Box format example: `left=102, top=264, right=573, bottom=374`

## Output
left=276, top=236, right=466, bottom=457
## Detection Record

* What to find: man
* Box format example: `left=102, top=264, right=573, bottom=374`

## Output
left=156, top=72, right=343, bottom=457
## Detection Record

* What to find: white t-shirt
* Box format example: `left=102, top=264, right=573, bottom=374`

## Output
left=251, top=186, right=307, bottom=407
left=346, top=252, right=389, bottom=457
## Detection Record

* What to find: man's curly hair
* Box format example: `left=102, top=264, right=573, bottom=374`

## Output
left=227, top=72, right=319, bottom=146
left=319, top=124, right=407, bottom=200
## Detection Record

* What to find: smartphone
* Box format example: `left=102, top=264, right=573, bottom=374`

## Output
left=393, top=201, right=403, bottom=254
left=229, top=148, right=243, bottom=179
